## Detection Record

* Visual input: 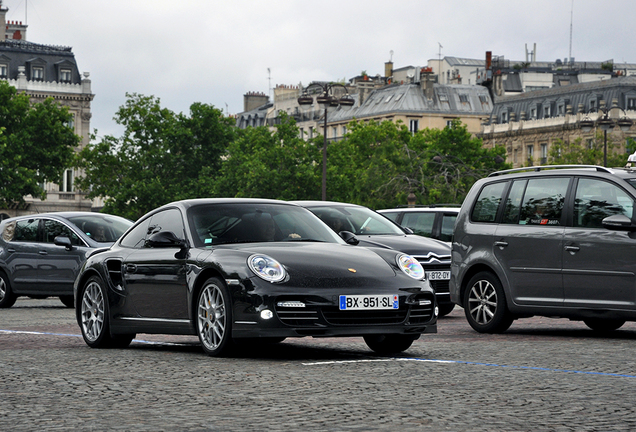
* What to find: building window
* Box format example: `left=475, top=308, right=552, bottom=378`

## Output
left=409, top=119, right=419, bottom=134
left=32, top=66, right=44, bottom=80
left=557, top=104, right=565, bottom=116
left=299, top=128, right=304, bottom=140
left=541, top=143, right=548, bottom=164
left=0, top=64, right=6, bottom=78
left=543, top=105, right=551, bottom=118
left=459, top=94, right=469, bottom=103
left=530, top=107, right=537, bottom=119
left=628, top=98, right=636, bottom=110
left=62, top=169, right=74, bottom=192
left=589, top=99, right=597, bottom=111
left=332, top=126, right=337, bottom=139
left=501, top=111, right=508, bottom=124
left=309, top=127, right=313, bottom=139
left=527, top=145, right=534, bottom=165
left=59, top=68, right=71, bottom=82
left=342, top=125, right=347, bottom=135
left=446, top=120, right=455, bottom=128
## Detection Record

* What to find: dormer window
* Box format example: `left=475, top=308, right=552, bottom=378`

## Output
left=0, top=64, right=6, bottom=78
left=32, top=66, right=44, bottom=80
left=59, top=68, right=71, bottom=82
left=501, top=111, right=508, bottom=124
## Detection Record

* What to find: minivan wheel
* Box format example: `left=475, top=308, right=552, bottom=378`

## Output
left=464, top=271, right=514, bottom=333
left=583, top=318, right=625, bottom=332
left=0, top=271, right=16, bottom=308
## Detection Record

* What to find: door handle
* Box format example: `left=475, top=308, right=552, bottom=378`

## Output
left=494, top=241, right=508, bottom=248
left=565, top=245, right=580, bottom=253
left=38, top=250, right=48, bottom=255
left=125, top=264, right=137, bottom=273
left=7, top=248, right=15, bottom=253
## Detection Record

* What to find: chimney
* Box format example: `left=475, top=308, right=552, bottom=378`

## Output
left=384, top=61, right=393, bottom=80
left=0, top=1, right=7, bottom=40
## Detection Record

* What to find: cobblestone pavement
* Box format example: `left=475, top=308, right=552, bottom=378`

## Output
left=2, top=298, right=636, bottom=431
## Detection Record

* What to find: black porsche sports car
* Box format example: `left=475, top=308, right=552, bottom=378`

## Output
left=74, top=198, right=438, bottom=356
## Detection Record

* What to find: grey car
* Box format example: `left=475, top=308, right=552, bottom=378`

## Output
left=378, top=205, right=460, bottom=244
left=0, top=212, right=133, bottom=308
left=451, top=165, right=636, bottom=333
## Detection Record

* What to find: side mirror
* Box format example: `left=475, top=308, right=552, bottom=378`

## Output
left=402, top=226, right=414, bottom=234
left=602, top=214, right=636, bottom=231
left=339, top=230, right=359, bottom=245
left=146, top=231, right=188, bottom=249
left=54, top=236, right=73, bottom=251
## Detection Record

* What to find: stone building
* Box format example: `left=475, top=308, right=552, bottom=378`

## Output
left=0, top=1, right=94, bottom=218
left=480, top=76, right=636, bottom=167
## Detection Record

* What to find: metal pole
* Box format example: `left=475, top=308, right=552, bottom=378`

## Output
left=604, top=129, right=608, bottom=167
left=322, top=107, right=328, bottom=200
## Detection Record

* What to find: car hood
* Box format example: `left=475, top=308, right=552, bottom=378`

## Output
left=208, top=242, right=411, bottom=289
left=354, top=234, right=450, bottom=258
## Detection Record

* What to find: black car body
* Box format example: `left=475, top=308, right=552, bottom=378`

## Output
left=0, top=212, right=133, bottom=308
left=74, top=199, right=438, bottom=356
left=293, top=201, right=454, bottom=316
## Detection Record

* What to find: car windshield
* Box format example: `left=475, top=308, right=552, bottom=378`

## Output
left=67, top=214, right=133, bottom=243
left=308, top=205, right=405, bottom=235
left=187, top=203, right=345, bottom=247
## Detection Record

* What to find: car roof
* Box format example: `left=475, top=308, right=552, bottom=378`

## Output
left=291, top=200, right=365, bottom=208
left=487, top=165, right=636, bottom=180
left=378, top=206, right=461, bottom=213
left=2, top=211, right=118, bottom=223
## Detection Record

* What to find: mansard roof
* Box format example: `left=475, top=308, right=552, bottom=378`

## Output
left=0, top=39, right=81, bottom=84
left=328, top=82, right=493, bottom=123
left=490, top=75, right=636, bottom=122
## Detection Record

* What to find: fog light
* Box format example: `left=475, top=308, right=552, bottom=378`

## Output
left=434, top=306, right=439, bottom=317
left=260, top=309, right=274, bottom=320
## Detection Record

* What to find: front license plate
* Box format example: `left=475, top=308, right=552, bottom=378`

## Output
left=426, top=271, right=450, bottom=280
left=339, top=295, right=399, bottom=310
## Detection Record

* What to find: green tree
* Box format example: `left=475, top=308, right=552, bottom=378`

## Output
left=214, top=112, right=321, bottom=199
left=548, top=133, right=630, bottom=167
left=75, top=93, right=235, bottom=220
left=0, top=80, right=79, bottom=206
left=327, top=119, right=508, bottom=209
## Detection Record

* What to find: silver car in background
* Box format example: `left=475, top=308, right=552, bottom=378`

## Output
left=0, top=212, right=132, bottom=308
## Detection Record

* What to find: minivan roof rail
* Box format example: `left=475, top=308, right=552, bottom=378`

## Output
left=488, top=165, right=613, bottom=177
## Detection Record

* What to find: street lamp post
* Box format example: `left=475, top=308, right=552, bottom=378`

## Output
left=298, top=83, right=354, bottom=200
left=579, top=105, right=633, bottom=167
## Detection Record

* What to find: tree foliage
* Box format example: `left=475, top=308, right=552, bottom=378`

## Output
left=75, top=93, right=235, bottom=220
left=327, top=119, right=509, bottom=208
left=214, top=112, right=321, bottom=200
left=0, top=81, right=78, bottom=205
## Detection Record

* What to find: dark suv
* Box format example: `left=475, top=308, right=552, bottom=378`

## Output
left=451, top=165, right=636, bottom=333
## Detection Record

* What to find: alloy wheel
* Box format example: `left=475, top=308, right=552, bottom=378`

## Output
left=467, top=279, right=498, bottom=326
left=197, top=283, right=227, bottom=351
left=81, top=281, right=105, bottom=342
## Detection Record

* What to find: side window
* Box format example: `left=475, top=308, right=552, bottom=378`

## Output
left=120, top=218, right=152, bottom=249
left=440, top=214, right=457, bottom=242
left=402, top=212, right=436, bottom=237
left=502, top=179, right=528, bottom=224
left=147, top=208, right=186, bottom=239
left=471, top=182, right=507, bottom=223
left=574, top=178, right=634, bottom=228
left=13, top=219, right=39, bottom=242
left=519, top=177, right=570, bottom=225
left=42, top=220, right=82, bottom=246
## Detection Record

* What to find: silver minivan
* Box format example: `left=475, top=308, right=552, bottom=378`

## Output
left=451, top=165, right=636, bottom=333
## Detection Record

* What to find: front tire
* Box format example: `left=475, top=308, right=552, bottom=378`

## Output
left=196, top=277, right=233, bottom=356
left=584, top=318, right=625, bottom=332
left=363, top=334, right=418, bottom=354
left=0, top=271, right=16, bottom=308
left=79, top=275, right=132, bottom=349
left=464, top=271, right=514, bottom=333
left=438, top=303, right=455, bottom=317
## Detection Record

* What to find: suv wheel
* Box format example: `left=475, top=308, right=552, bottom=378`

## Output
left=583, top=318, right=625, bottom=332
left=464, top=271, right=514, bottom=333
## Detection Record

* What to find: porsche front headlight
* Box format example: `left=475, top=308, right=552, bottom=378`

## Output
left=248, top=254, right=286, bottom=283
left=397, top=253, right=425, bottom=280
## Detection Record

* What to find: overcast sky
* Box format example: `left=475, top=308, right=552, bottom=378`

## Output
left=4, top=0, right=636, bottom=139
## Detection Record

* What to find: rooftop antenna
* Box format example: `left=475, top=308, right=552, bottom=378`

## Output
left=389, top=50, right=393, bottom=62
left=438, top=42, right=443, bottom=83
left=267, top=68, right=272, bottom=100
left=568, top=0, right=574, bottom=61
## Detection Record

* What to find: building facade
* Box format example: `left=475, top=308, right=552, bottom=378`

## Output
left=0, top=2, right=94, bottom=218
left=480, top=76, right=636, bottom=167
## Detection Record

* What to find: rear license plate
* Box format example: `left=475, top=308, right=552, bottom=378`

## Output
left=339, top=295, right=399, bottom=310
left=426, top=271, right=450, bottom=280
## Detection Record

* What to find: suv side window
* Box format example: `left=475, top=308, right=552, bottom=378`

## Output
left=42, top=219, right=82, bottom=246
left=502, top=179, right=527, bottom=224
left=519, top=177, right=570, bottom=225
left=574, top=178, right=634, bottom=228
left=402, top=212, right=436, bottom=237
left=13, top=219, right=39, bottom=242
left=471, top=182, right=507, bottom=223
